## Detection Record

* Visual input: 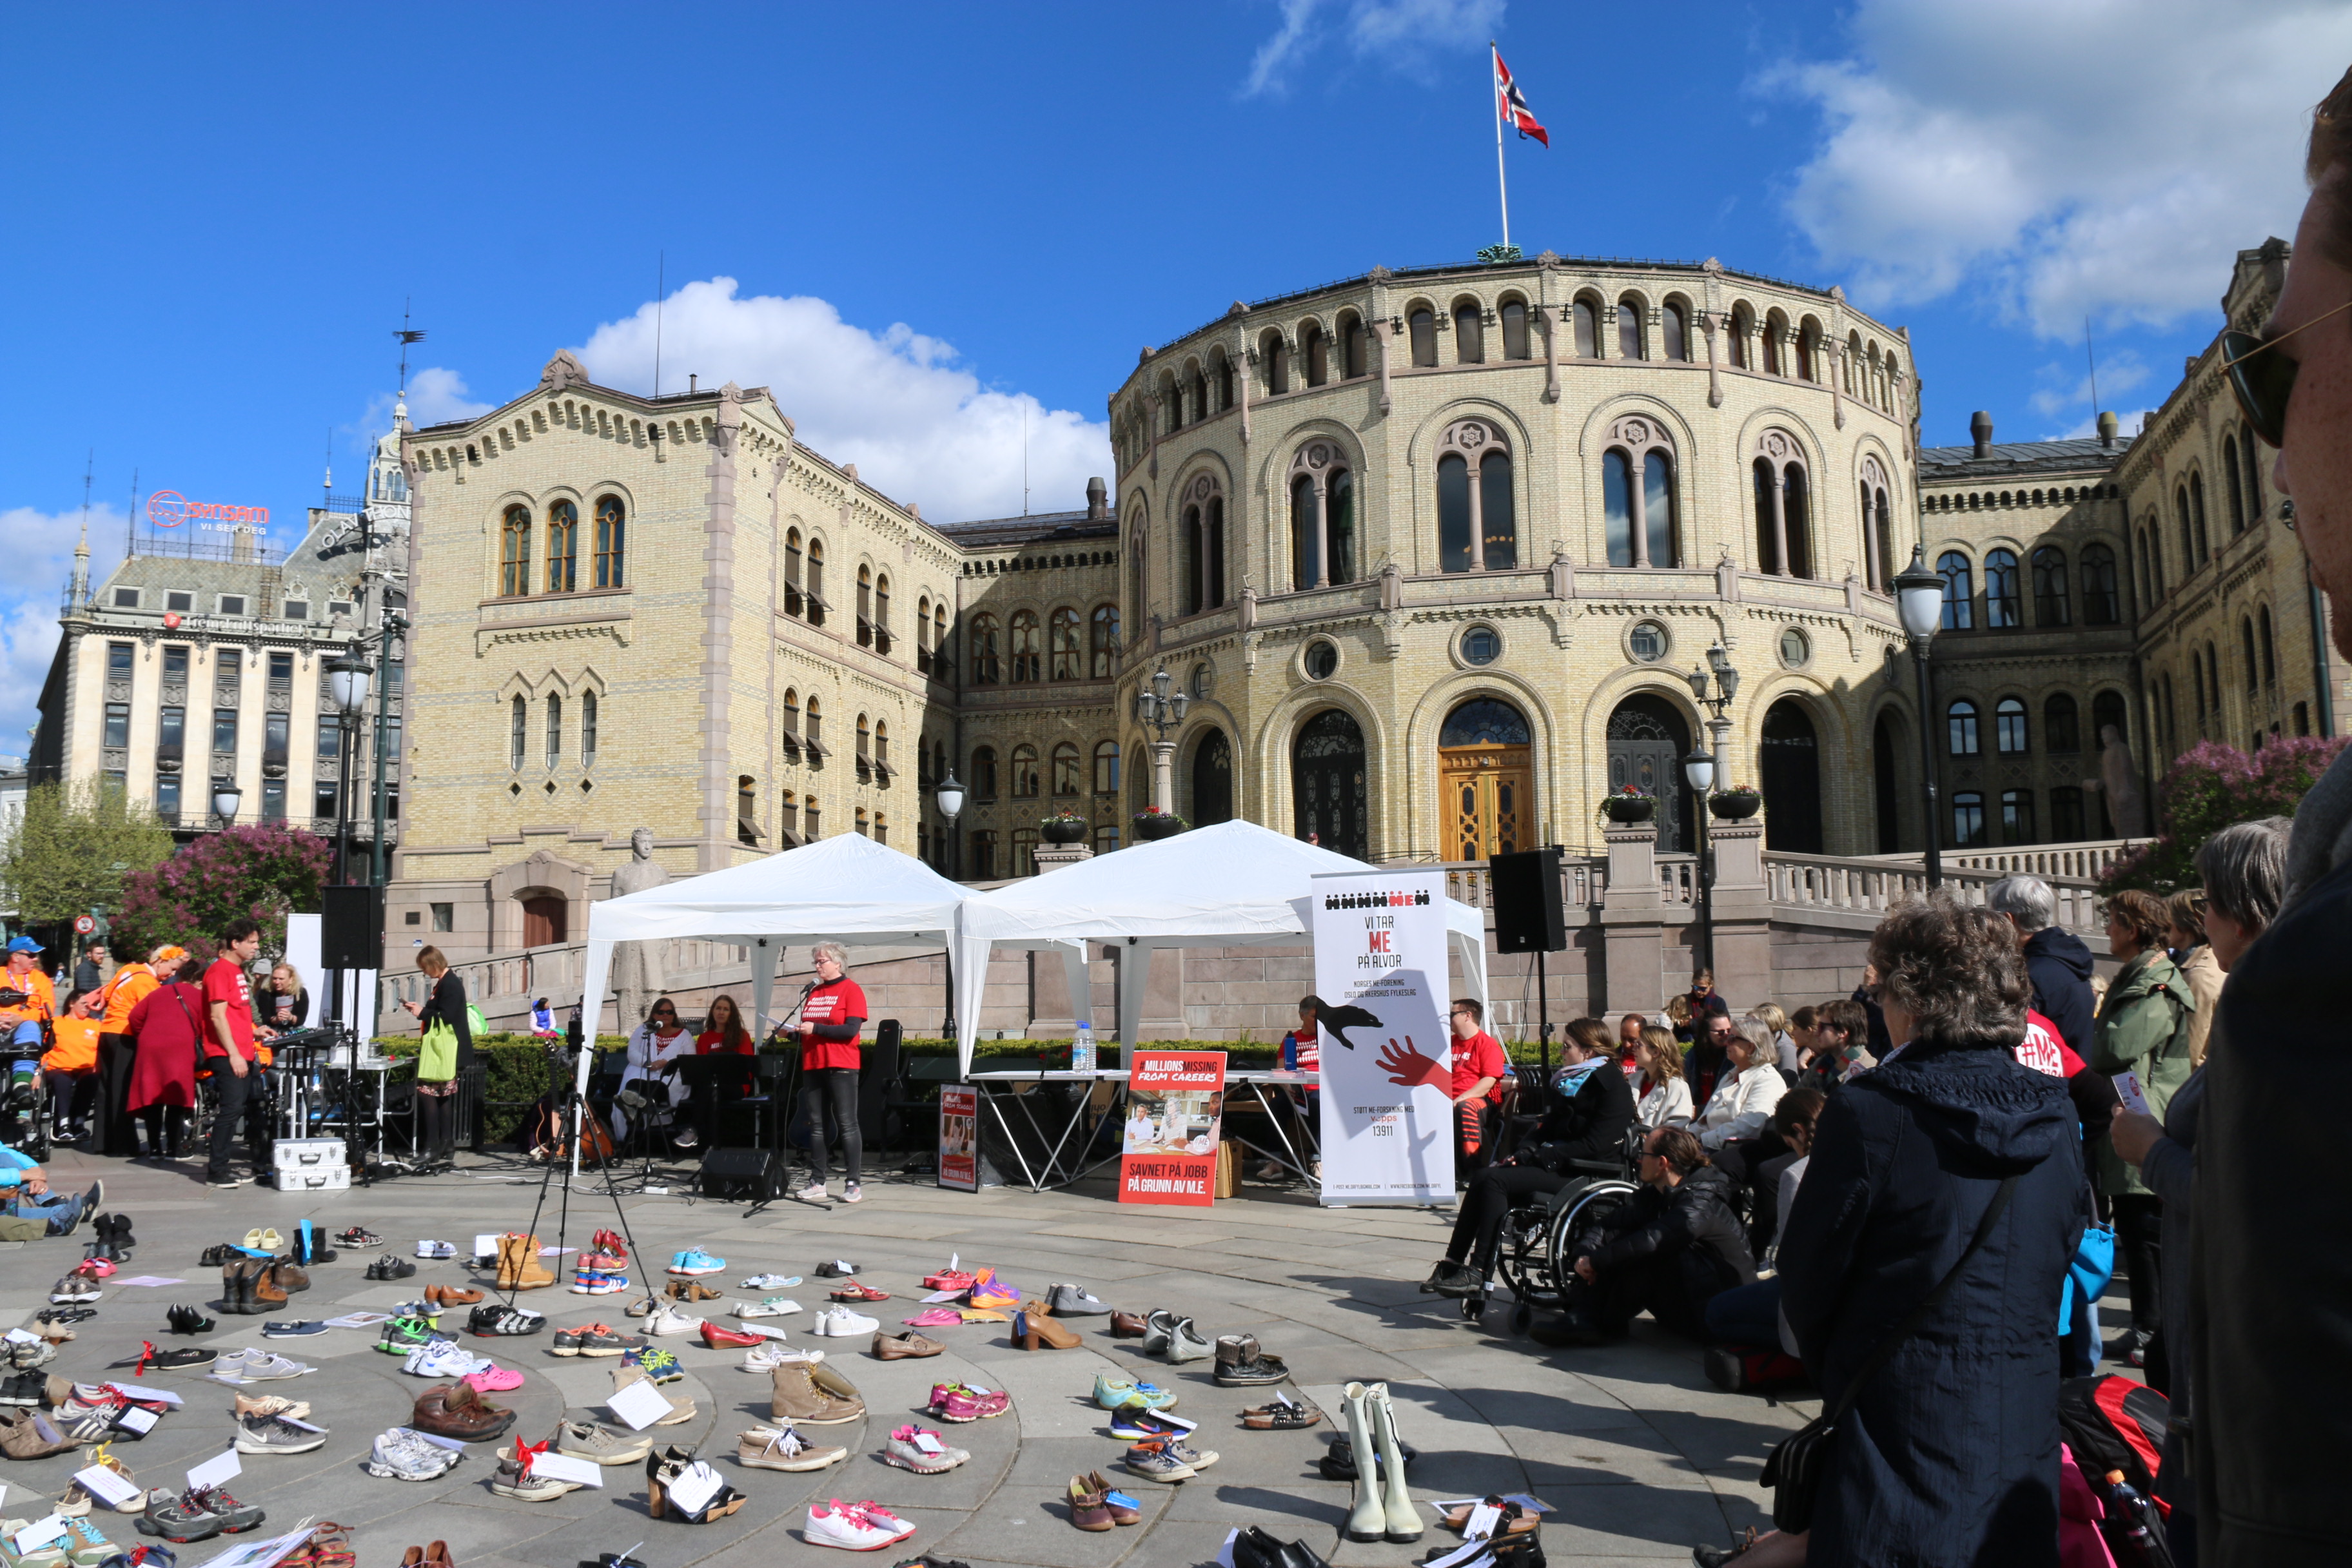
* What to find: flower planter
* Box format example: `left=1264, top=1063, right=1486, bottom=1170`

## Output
left=1041, top=819, right=1088, bottom=844
left=1709, top=793, right=1762, bottom=821
left=1133, top=814, right=1186, bottom=841
left=1603, top=796, right=1656, bottom=825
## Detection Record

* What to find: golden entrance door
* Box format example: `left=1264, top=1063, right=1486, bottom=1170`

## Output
left=1440, top=743, right=1533, bottom=861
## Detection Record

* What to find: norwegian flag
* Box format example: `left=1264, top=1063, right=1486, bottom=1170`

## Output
left=1495, top=50, right=1547, bottom=146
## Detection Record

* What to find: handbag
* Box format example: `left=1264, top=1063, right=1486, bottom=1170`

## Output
left=419, top=1019, right=458, bottom=1083
left=1759, top=1173, right=2019, bottom=1534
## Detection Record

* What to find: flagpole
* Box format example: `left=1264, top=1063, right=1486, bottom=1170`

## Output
left=1492, top=42, right=1510, bottom=251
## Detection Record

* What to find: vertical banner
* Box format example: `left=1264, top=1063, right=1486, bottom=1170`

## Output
left=1119, top=1050, right=1228, bottom=1206
left=1311, top=869, right=1455, bottom=1205
left=936, top=1084, right=979, bottom=1191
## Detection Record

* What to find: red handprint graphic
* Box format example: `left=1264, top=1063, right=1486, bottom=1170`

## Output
left=1377, top=1036, right=1447, bottom=1091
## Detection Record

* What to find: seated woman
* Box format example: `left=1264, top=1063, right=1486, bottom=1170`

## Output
left=0, top=1144, right=101, bottom=1239
left=1533, top=1124, right=1754, bottom=1346
left=1694, top=1016, right=1786, bottom=1151
left=1632, top=1025, right=1692, bottom=1128
left=673, top=992, right=756, bottom=1151
left=1420, top=1018, right=1634, bottom=1298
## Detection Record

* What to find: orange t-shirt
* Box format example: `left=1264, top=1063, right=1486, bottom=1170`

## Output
left=43, top=1016, right=101, bottom=1075
left=100, top=965, right=159, bottom=1034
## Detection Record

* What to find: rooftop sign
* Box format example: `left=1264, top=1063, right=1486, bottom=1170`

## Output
left=148, top=491, right=270, bottom=531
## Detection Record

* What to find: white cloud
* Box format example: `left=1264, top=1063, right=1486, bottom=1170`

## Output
left=349, top=366, right=494, bottom=455
left=2055, top=407, right=2159, bottom=442
left=2027, top=349, right=2151, bottom=419
left=572, top=279, right=1112, bottom=524
left=1243, top=0, right=1504, bottom=96
left=1774, top=0, right=2352, bottom=336
left=0, top=505, right=128, bottom=748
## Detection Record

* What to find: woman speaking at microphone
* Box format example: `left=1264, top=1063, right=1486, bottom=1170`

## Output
left=786, top=942, right=867, bottom=1204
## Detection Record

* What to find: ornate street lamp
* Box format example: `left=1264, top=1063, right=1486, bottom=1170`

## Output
left=325, top=642, right=373, bottom=886
left=1893, top=545, right=1948, bottom=888
left=934, top=771, right=965, bottom=1042
left=1134, top=667, right=1190, bottom=815
left=1682, top=745, right=1718, bottom=982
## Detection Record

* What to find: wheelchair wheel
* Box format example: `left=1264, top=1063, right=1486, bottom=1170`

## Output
left=1510, top=1303, right=1533, bottom=1335
left=1547, top=1179, right=1642, bottom=1286
left=1495, top=1199, right=1564, bottom=1315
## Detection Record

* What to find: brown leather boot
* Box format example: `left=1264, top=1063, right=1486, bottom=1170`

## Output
left=496, top=1234, right=554, bottom=1291
left=220, top=1259, right=251, bottom=1315
left=272, top=1258, right=311, bottom=1293
left=249, top=1261, right=290, bottom=1313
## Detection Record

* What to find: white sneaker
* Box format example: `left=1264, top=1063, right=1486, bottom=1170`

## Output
left=798, top=1181, right=828, bottom=1203
left=805, top=1499, right=915, bottom=1551
left=739, top=1341, right=790, bottom=1373
left=741, top=1273, right=801, bottom=1289
left=841, top=1183, right=863, bottom=1204
left=736, top=1297, right=801, bottom=1319
left=403, top=1342, right=486, bottom=1379
left=647, top=1304, right=703, bottom=1338
left=810, top=1307, right=878, bottom=1337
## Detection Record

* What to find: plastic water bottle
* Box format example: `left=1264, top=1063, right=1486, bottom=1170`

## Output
left=1072, top=1023, right=1096, bottom=1074
left=2099, top=1471, right=2168, bottom=1568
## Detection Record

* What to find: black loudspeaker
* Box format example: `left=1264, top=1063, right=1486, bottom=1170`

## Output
left=700, top=1144, right=781, bottom=1202
left=859, top=1019, right=902, bottom=1146
left=320, top=885, right=385, bottom=970
left=1490, top=847, right=1567, bottom=954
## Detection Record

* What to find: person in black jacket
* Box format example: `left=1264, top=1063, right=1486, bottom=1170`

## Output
left=1989, top=873, right=2098, bottom=1063
left=397, top=946, right=473, bottom=1169
left=1420, top=1019, right=1634, bottom=1297
left=1774, top=893, right=2088, bottom=1568
left=1532, top=1124, right=1754, bottom=1346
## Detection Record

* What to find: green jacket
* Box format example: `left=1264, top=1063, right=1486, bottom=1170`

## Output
left=2090, top=947, right=2197, bottom=1197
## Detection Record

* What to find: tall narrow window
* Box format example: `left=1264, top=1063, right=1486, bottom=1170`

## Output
left=1093, top=740, right=1119, bottom=794
left=1454, top=302, right=1484, bottom=362
left=1572, top=299, right=1597, bottom=357
left=2224, top=436, right=2246, bottom=534
left=1438, top=454, right=1473, bottom=575
left=103, top=703, right=129, bottom=748
left=806, top=540, right=826, bottom=627
left=1995, top=697, right=2029, bottom=754
left=2242, top=422, right=2264, bottom=523
left=1952, top=791, right=1987, bottom=847
left=785, top=528, right=804, bottom=614
left=2001, top=789, right=2036, bottom=844
left=972, top=745, right=998, bottom=801
left=1408, top=308, right=1436, bottom=367
left=1475, top=456, right=1513, bottom=569
left=856, top=566, right=874, bottom=647
left=1320, top=468, right=1352, bottom=583
left=1010, top=743, right=1040, bottom=798
left=1090, top=603, right=1119, bottom=677
left=1182, top=505, right=1204, bottom=615
left=2081, top=544, right=2120, bottom=625
left=1617, top=300, right=1643, bottom=359
left=1204, top=496, right=1226, bottom=607
left=546, top=499, right=578, bottom=594
left=1984, top=549, right=2021, bottom=628
left=2242, top=618, right=2259, bottom=693
left=1642, top=450, right=1675, bottom=569
left=1783, top=465, right=1811, bottom=578
left=1052, top=742, right=1081, bottom=796
left=805, top=696, right=823, bottom=755
left=1049, top=607, right=1081, bottom=680
left=500, top=506, right=533, bottom=597
left=2191, top=473, right=2210, bottom=562
left=1303, top=324, right=1328, bottom=386
left=1874, top=487, right=1896, bottom=593
left=969, top=614, right=1001, bottom=685
left=582, top=691, right=598, bottom=769
left=545, top=693, right=562, bottom=768
left=1604, top=450, right=1635, bottom=567
left=1662, top=302, right=1688, bottom=362
left=509, top=695, right=526, bottom=770
left=1753, top=460, right=1778, bottom=572
left=2045, top=694, right=2081, bottom=752
left=2051, top=787, right=2085, bottom=841
left=2178, top=487, right=2197, bottom=573
left=1939, top=552, right=1974, bottom=630
left=1010, top=611, right=1042, bottom=682
left=874, top=574, right=889, bottom=646
left=1950, top=703, right=1981, bottom=756
left=2032, top=547, right=2070, bottom=625
left=593, top=496, right=625, bottom=587
left=1500, top=300, right=1529, bottom=360
left=2260, top=605, right=2277, bottom=687
left=1340, top=317, right=1367, bottom=378
left=1291, top=473, right=1322, bottom=589
left=1728, top=306, right=1751, bottom=369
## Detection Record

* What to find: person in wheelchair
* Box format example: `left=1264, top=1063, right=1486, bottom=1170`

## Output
left=1531, top=1124, right=1755, bottom=1347
left=1420, top=1018, right=1634, bottom=1298
left=0, top=937, right=60, bottom=1155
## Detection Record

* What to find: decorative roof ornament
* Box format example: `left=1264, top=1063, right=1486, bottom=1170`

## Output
left=539, top=350, right=589, bottom=391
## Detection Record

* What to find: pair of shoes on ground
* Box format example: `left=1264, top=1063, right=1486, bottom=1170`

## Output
left=1043, top=1282, right=1111, bottom=1316
left=1139, top=1309, right=1212, bottom=1364
left=1065, top=1471, right=1143, bottom=1531
left=365, top=1427, right=464, bottom=1482
left=795, top=1181, right=863, bottom=1204
left=803, top=1499, right=910, bottom=1551
left=1338, top=1381, right=1420, bottom=1544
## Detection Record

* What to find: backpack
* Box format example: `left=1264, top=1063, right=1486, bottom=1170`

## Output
left=2059, top=1374, right=2169, bottom=1496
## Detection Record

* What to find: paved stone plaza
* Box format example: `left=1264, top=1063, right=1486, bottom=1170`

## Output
left=2, top=1151, right=1819, bottom=1567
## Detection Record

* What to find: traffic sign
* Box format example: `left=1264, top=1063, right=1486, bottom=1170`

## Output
left=73, top=916, right=95, bottom=936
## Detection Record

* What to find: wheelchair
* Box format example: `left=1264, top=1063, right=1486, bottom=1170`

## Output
left=1467, top=1123, right=1649, bottom=1332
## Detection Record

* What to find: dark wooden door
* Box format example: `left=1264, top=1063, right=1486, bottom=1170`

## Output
left=1293, top=709, right=1368, bottom=859
left=522, top=896, right=567, bottom=947
left=1761, top=699, right=1825, bottom=853
left=1605, top=695, right=1692, bottom=852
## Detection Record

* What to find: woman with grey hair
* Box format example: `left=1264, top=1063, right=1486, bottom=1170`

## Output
left=1692, top=1015, right=1785, bottom=1151
left=785, top=941, right=869, bottom=1203
left=2111, top=816, right=2290, bottom=1564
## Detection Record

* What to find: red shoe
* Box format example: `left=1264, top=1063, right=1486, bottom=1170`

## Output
left=922, top=1268, right=975, bottom=1293
left=593, top=1228, right=630, bottom=1264
left=700, top=1322, right=764, bottom=1350
left=830, top=1281, right=890, bottom=1303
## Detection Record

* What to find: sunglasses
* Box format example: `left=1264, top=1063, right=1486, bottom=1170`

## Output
left=2225, top=297, right=2352, bottom=448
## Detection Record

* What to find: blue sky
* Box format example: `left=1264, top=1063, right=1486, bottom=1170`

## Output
left=5, top=0, right=2348, bottom=748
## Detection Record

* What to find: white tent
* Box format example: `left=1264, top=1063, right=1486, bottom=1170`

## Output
left=572, top=833, right=971, bottom=1101
left=952, top=819, right=1489, bottom=1073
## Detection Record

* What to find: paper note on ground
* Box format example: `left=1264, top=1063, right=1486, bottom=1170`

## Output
left=607, top=1377, right=674, bottom=1431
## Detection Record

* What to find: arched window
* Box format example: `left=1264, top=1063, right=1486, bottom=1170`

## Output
left=856, top=714, right=872, bottom=773
left=968, top=612, right=1001, bottom=685
left=1661, top=302, right=1689, bottom=362
left=2224, top=435, right=2246, bottom=534
left=1453, top=300, right=1484, bottom=362
left=2045, top=692, right=2081, bottom=753
left=1050, top=741, right=1081, bottom=796
left=1763, top=311, right=1787, bottom=376
left=1209, top=347, right=1233, bottom=411
left=1292, top=709, right=1368, bottom=859
left=1048, top=607, right=1081, bottom=680
left=1858, top=458, right=1893, bottom=591
left=785, top=527, right=804, bottom=614
left=2242, top=617, right=2259, bottom=694
left=1009, top=610, right=1042, bottom=682
left=1177, top=475, right=1225, bottom=614
left=1938, top=551, right=1974, bottom=631
left=1090, top=603, right=1119, bottom=677
left=779, top=789, right=800, bottom=845
left=934, top=602, right=949, bottom=672
left=856, top=565, right=874, bottom=647
left=2177, top=486, right=2197, bottom=573
left=500, top=505, right=533, bottom=597
left=2260, top=605, right=2278, bottom=687
left=781, top=688, right=801, bottom=754
left=1948, top=699, right=1981, bottom=756
left=543, top=692, right=562, bottom=769
left=1128, top=523, right=1147, bottom=618
left=874, top=573, right=890, bottom=644
left=804, top=694, right=823, bottom=756
left=1500, top=299, right=1529, bottom=359
left=1302, top=324, right=1328, bottom=386
left=1289, top=442, right=1355, bottom=588
left=593, top=496, right=625, bottom=588
left=1435, top=420, right=1512, bottom=573
left=916, top=595, right=932, bottom=672
left=1617, top=299, right=1643, bottom=359
left=1093, top=740, right=1119, bottom=795
left=1188, top=362, right=1208, bottom=416
left=2081, top=544, right=2120, bottom=625
left=2191, top=473, right=2210, bottom=563
left=803, top=795, right=821, bottom=839
left=972, top=745, right=999, bottom=801
left=1728, top=304, right=1752, bottom=369
left=1602, top=415, right=1677, bottom=567
left=805, top=538, right=826, bottom=627
left=2030, top=547, right=2070, bottom=626
left=1984, top=548, right=2021, bottom=628
left=1571, top=298, right=1598, bottom=358
left=1010, top=743, right=1041, bottom=798
left=1796, top=321, right=1818, bottom=382
left=509, top=694, right=525, bottom=770
left=2242, top=421, right=2264, bottom=523
left=1995, top=697, right=2029, bottom=754
left=1339, top=313, right=1368, bottom=378
left=1182, top=503, right=1204, bottom=614
left=1408, top=307, right=1436, bottom=368
left=1159, top=373, right=1182, bottom=431
left=545, top=499, right=578, bottom=593
left=1750, top=433, right=1811, bottom=577
left=1260, top=330, right=1288, bottom=395
left=582, top=690, right=598, bottom=769
left=854, top=805, right=868, bottom=838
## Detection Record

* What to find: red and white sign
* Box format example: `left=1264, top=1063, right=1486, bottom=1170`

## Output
left=72, top=916, right=95, bottom=936
left=1119, top=1050, right=1227, bottom=1207
left=148, top=491, right=270, bottom=531
left=936, top=1084, right=977, bottom=1192
left=1311, top=868, right=1455, bottom=1206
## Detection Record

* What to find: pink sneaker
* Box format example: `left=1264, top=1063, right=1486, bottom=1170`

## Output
left=805, top=1498, right=916, bottom=1551
left=928, top=1381, right=1007, bottom=1422
left=902, top=1308, right=962, bottom=1329
left=464, top=1365, right=525, bottom=1393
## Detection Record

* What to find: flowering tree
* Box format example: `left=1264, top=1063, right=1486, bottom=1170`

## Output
left=113, top=823, right=332, bottom=963
left=2097, top=736, right=2347, bottom=894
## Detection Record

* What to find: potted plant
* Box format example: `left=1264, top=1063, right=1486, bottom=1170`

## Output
left=1709, top=784, right=1763, bottom=820
left=1040, top=810, right=1089, bottom=844
left=1132, top=807, right=1189, bottom=841
left=1598, top=785, right=1656, bottom=826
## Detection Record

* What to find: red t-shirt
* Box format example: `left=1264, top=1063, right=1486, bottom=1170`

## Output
left=201, top=956, right=255, bottom=1059
left=2014, top=1010, right=2086, bottom=1079
left=797, top=977, right=869, bottom=1072
left=1449, top=1028, right=1506, bottom=1103
left=694, top=1028, right=754, bottom=1056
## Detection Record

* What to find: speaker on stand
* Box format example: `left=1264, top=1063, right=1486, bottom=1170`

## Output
left=320, top=885, right=387, bottom=1161
left=1489, top=847, right=1567, bottom=1083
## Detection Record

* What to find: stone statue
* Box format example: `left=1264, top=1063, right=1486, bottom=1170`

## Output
left=2097, top=727, right=2150, bottom=838
left=607, top=827, right=671, bottom=1035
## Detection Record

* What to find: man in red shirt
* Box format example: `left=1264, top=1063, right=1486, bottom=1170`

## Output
left=1448, top=997, right=1507, bottom=1171
left=202, top=918, right=274, bottom=1189
left=787, top=942, right=869, bottom=1204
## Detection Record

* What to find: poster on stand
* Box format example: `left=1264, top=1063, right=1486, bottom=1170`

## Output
left=1119, top=1051, right=1227, bottom=1206
left=1310, top=868, right=1455, bottom=1205
left=936, top=1084, right=978, bottom=1191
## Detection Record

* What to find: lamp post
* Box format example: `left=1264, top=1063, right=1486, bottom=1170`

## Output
left=1892, top=545, right=1947, bottom=888
left=1133, top=667, right=1189, bottom=814
left=210, top=779, right=243, bottom=832
left=934, top=771, right=965, bottom=1044
left=368, top=611, right=407, bottom=890
left=1683, top=643, right=1742, bottom=780
left=1681, top=745, right=1717, bottom=982
left=324, top=641, right=373, bottom=887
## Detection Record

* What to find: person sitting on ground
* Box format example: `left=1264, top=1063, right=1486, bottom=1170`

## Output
left=529, top=997, right=558, bottom=1039
left=2165, top=888, right=2224, bottom=1070
left=1694, top=1016, right=1787, bottom=1151
left=1445, top=997, right=1507, bottom=1173
left=1753, top=1003, right=1799, bottom=1073
left=1531, top=1124, right=1754, bottom=1347
left=0, top=1144, right=100, bottom=1240
left=1683, top=1007, right=1736, bottom=1115
left=1712, top=1086, right=1825, bottom=1256
left=1796, top=997, right=1871, bottom=1095
left=1632, top=1024, right=1692, bottom=1128
left=1422, top=1018, right=1636, bottom=1298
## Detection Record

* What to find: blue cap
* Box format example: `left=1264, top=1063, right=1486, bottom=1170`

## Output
left=5, top=937, right=43, bottom=954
